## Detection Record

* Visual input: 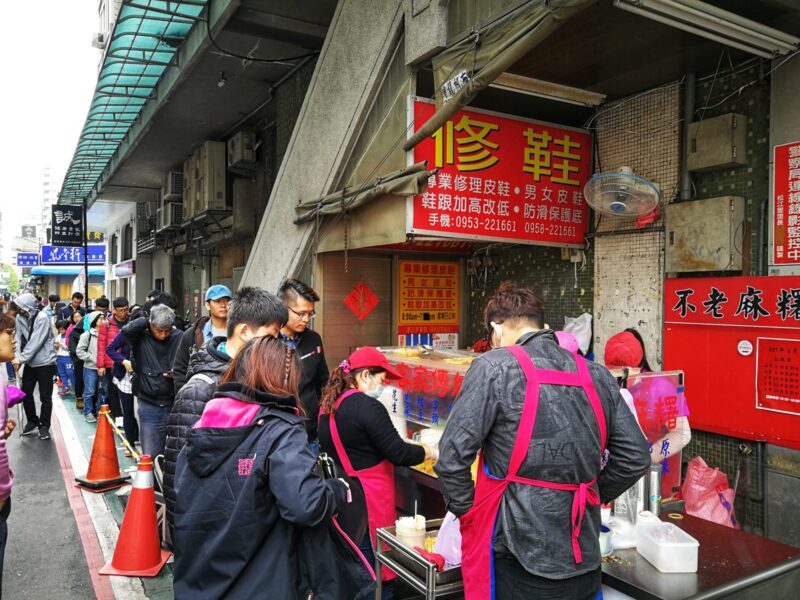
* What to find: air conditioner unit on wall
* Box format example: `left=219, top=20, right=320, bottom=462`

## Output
left=156, top=203, right=184, bottom=232
left=163, top=171, right=185, bottom=201
left=91, top=33, right=105, bottom=49
left=183, top=154, right=195, bottom=220
left=227, top=131, right=256, bottom=169
left=665, top=196, right=745, bottom=272
left=195, top=141, right=227, bottom=213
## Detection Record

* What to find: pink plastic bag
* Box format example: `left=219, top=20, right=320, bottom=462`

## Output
left=433, top=511, right=462, bottom=566
left=681, top=456, right=739, bottom=529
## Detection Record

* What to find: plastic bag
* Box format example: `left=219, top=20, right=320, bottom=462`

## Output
left=563, top=313, right=593, bottom=355
left=433, top=511, right=462, bottom=566
left=681, top=456, right=739, bottom=529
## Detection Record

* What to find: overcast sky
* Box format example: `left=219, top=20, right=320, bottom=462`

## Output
left=0, top=0, right=98, bottom=262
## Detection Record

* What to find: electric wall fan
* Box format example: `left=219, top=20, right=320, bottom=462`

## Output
left=583, top=167, right=661, bottom=217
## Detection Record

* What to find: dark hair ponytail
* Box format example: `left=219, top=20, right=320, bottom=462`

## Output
left=320, top=367, right=355, bottom=416
left=320, top=365, right=384, bottom=415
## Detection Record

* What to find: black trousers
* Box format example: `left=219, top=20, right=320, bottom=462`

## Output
left=21, top=364, right=55, bottom=427
left=494, top=555, right=601, bottom=600
left=100, top=373, right=122, bottom=418
left=71, top=355, right=84, bottom=398
left=0, top=498, right=10, bottom=592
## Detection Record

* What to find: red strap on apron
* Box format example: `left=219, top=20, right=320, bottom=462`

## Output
left=503, top=345, right=606, bottom=563
left=328, top=389, right=360, bottom=475
left=327, top=388, right=397, bottom=582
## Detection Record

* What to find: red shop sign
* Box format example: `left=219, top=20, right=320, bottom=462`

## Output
left=408, top=98, right=592, bottom=247
left=772, top=141, right=800, bottom=265
left=665, top=275, right=800, bottom=329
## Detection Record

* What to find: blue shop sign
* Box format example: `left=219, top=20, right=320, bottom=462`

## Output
left=17, top=253, right=39, bottom=267
left=41, top=244, right=106, bottom=265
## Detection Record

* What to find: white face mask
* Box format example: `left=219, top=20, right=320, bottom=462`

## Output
left=365, top=373, right=385, bottom=399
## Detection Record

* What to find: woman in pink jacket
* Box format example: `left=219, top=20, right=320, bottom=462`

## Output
left=1, top=311, right=24, bottom=587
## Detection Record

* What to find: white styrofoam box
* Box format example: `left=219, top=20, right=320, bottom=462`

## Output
left=636, top=521, right=699, bottom=573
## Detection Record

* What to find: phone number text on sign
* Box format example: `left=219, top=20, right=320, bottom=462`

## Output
left=409, top=98, right=592, bottom=246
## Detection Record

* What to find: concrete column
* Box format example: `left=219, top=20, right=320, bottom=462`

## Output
left=241, top=0, right=447, bottom=290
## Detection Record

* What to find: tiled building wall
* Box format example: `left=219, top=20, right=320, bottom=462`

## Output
left=593, top=83, right=682, bottom=370
left=692, top=64, right=770, bottom=275
left=466, top=244, right=594, bottom=348
left=681, top=62, right=772, bottom=535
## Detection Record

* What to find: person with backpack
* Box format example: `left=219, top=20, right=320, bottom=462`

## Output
left=172, top=285, right=232, bottom=392
left=173, top=336, right=369, bottom=599
left=12, top=293, right=57, bottom=440
left=163, top=287, right=286, bottom=530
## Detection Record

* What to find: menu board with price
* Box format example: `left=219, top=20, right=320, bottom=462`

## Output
left=398, top=259, right=459, bottom=335
left=408, top=98, right=592, bottom=246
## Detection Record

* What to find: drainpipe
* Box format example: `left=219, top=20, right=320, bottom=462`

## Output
left=680, top=73, right=696, bottom=201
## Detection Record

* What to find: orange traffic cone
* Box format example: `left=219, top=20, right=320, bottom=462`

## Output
left=100, top=455, right=171, bottom=577
left=75, top=404, right=131, bottom=492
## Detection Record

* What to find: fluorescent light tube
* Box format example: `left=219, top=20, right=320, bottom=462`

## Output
left=614, top=0, right=799, bottom=58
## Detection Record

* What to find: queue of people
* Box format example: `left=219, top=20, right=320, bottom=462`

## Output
left=0, top=276, right=687, bottom=600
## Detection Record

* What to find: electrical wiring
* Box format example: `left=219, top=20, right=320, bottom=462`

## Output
left=205, top=0, right=320, bottom=64
left=695, top=48, right=800, bottom=113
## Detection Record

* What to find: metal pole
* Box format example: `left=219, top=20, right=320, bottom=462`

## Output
left=83, top=200, right=90, bottom=307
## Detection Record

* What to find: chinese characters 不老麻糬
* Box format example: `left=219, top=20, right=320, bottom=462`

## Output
left=776, top=288, right=800, bottom=321
left=702, top=287, right=728, bottom=319
left=734, top=286, right=770, bottom=321
left=672, top=289, right=697, bottom=318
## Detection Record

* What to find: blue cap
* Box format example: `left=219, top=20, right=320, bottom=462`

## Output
left=205, top=285, right=232, bottom=301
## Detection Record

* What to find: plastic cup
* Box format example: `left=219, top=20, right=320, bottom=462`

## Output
left=397, top=528, right=427, bottom=549
left=599, top=524, right=613, bottom=556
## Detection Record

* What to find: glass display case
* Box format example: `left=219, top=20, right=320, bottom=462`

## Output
left=621, top=370, right=686, bottom=499
left=376, top=346, right=478, bottom=517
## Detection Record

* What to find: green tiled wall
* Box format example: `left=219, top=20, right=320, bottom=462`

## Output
left=466, top=244, right=595, bottom=350
left=692, top=66, right=770, bottom=274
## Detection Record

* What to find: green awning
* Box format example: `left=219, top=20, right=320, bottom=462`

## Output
left=58, top=0, right=207, bottom=204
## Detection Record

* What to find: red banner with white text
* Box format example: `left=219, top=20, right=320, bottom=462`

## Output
left=409, top=98, right=592, bottom=246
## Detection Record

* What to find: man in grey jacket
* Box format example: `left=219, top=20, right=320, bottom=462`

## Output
left=435, top=283, right=650, bottom=599
left=12, top=293, right=57, bottom=440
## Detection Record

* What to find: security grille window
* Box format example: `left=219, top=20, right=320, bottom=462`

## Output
left=110, top=234, right=118, bottom=264
left=122, top=224, right=133, bottom=261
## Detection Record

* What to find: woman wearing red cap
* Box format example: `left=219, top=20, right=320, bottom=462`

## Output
left=318, top=347, right=436, bottom=596
left=604, top=329, right=691, bottom=464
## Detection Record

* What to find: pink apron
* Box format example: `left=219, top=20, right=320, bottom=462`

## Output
left=460, top=345, right=608, bottom=599
left=329, top=389, right=397, bottom=582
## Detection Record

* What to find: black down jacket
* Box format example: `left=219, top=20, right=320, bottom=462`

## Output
left=121, top=317, right=182, bottom=406
left=173, top=388, right=373, bottom=600
left=163, top=336, right=229, bottom=527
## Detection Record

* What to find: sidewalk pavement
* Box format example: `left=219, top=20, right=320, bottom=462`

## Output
left=5, top=387, right=174, bottom=599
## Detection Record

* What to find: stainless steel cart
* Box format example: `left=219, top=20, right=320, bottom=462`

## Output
left=375, top=518, right=464, bottom=600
